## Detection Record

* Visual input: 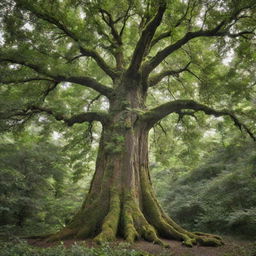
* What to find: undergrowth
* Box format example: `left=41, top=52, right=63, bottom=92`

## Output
left=0, top=240, right=152, bottom=256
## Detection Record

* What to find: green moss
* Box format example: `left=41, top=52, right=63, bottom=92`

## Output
left=123, top=196, right=139, bottom=243
left=139, top=167, right=223, bottom=247
left=104, top=131, right=125, bottom=154
left=94, top=190, right=121, bottom=244
left=196, top=237, right=223, bottom=246
left=122, top=192, right=169, bottom=247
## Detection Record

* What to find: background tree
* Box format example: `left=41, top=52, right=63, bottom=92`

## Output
left=0, top=0, right=255, bottom=247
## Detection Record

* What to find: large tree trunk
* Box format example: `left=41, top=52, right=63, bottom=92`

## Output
left=48, top=85, right=223, bottom=247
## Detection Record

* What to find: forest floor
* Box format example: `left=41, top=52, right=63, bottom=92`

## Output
left=27, top=236, right=255, bottom=256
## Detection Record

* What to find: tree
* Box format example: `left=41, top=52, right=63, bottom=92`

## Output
left=0, top=0, right=255, bottom=247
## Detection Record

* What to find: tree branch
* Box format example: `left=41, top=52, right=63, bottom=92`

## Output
left=142, top=18, right=255, bottom=76
left=141, top=99, right=256, bottom=140
left=0, top=57, right=113, bottom=98
left=99, top=8, right=122, bottom=46
left=126, top=2, right=166, bottom=75
left=149, top=0, right=192, bottom=50
left=119, top=3, right=133, bottom=38
left=79, top=47, right=118, bottom=79
left=148, top=62, right=191, bottom=87
left=150, top=29, right=172, bottom=49
left=63, top=76, right=113, bottom=98
left=29, top=106, right=109, bottom=126
left=0, top=77, right=55, bottom=84
left=142, top=20, right=226, bottom=76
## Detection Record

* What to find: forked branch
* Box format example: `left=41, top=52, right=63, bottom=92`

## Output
left=143, top=18, right=255, bottom=76
left=141, top=99, right=256, bottom=140
left=99, top=8, right=122, bottom=46
left=148, top=62, right=191, bottom=87
left=149, top=0, right=191, bottom=49
left=78, top=47, right=118, bottom=79
left=127, top=2, right=166, bottom=75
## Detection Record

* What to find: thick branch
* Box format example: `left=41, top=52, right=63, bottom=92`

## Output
left=0, top=57, right=113, bottom=98
left=142, top=20, right=254, bottom=76
left=0, top=77, right=55, bottom=84
left=141, top=99, right=255, bottom=141
left=30, top=106, right=108, bottom=126
left=63, top=76, right=113, bottom=98
left=79, top=47, right=118, bottom=79
left=142, top=21, right=225, bottom=75
left=127, top=2, right=166, bottom=75
left=148, top=62, right=191, bottom=87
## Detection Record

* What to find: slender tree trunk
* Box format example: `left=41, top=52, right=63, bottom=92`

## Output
left=48, top=84, right=223, bottom=247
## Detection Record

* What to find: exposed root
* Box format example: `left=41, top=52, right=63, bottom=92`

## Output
left=194, top=231, right=223, bottom=241
left=196, top=236, right=224, bottom=246
left=42, top=170, right=223, bottom=248
left=123, top=193, right=169, bottom=248
left=140, top=168, right=223, bottom=247
left=45, top=228, right=77, bottom=242
left=74, top=191, right=111, bottom=239
left=123, top=197, right=139, bottom=243
left=94, top=190, right=121, bottom=244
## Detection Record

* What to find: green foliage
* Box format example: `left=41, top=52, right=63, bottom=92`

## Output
left=0, top=241, right=149, bottom=256
left=0, top=130, right=86, bottom=237
left=154, top=138, right=256, bottom=238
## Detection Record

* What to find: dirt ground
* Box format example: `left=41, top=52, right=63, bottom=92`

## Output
left=28, top=236, right=255, bottom=256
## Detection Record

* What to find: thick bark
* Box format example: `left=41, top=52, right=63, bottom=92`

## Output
left=47, top=86, right=223, bottom=247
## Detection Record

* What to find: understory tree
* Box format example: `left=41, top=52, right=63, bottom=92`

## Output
left=0, top=0, right=256, bottom=247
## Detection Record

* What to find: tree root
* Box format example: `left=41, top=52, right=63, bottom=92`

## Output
left=122, top=193, right=170, bottom=247
left=45, top=228, right=78, bottom=242
left=41, top=185, right=223, bottom=248
left=123, top=197, right=139, bottom=243
left=139, top=168, right=224, bottom=247
left=94, top=190, right=121, bottom=244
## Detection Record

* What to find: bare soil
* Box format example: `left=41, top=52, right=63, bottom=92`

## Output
left=27, top=236, right=255, bottom=256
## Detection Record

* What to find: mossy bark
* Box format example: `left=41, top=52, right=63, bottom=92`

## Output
left=47, top=85, right=223, bottom=247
